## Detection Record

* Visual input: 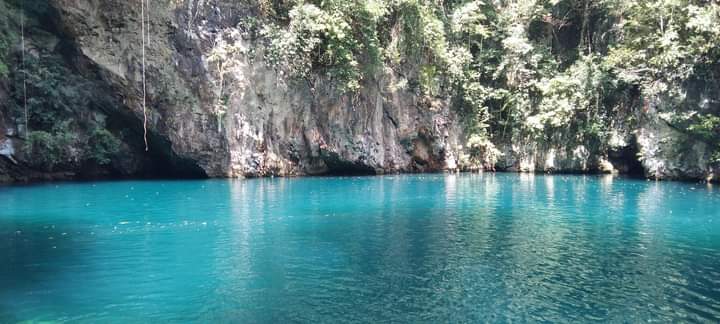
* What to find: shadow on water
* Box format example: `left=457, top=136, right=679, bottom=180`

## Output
left=0, top=219, right=92, bottom=292
left=0, top=218, right=95, bottom=321
left=0, top=312, right=18, bottom=324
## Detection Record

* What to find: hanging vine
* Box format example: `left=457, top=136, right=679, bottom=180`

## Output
left=21, top=0, right=28, bottom=137
left=141, top=0, right=149, bottom=151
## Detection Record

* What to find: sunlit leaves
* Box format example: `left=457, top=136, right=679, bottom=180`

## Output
left=254, top=0, right=719, bottom=165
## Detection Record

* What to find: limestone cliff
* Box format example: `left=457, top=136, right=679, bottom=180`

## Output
left=0, top=0, right=717, bottom=183
left=1, top=0, right=464, bottom=181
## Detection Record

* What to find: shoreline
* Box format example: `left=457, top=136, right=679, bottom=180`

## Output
left=2, top=169, right=716, bottom=187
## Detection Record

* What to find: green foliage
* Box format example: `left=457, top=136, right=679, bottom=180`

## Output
left=0, top=58, right=8, bottom=79
left=23, top=123, right=121, bottom=170
left=605, top=0, right=720, bottom=110
left=688, top=114, right=720, bottom=163
left=419, top=64, right=439, bottom=96
left=19, top=56, right=92, bottom=130
left=87, top=128, right=121, bottom=165
left=463, top=133, right=503, bottom=170
left=262, top=1, right=389, bottom=91
left=530, top=55, right=614, bottom=137
left=0, top=2, right=16, bottom=78
left=23, top=121, right=75, bottom=171
left=1, top=2, right=123, bottom=171
left=688, top=114, right=720, bottom=141
left=604, top=0, right=720, bottom=163
left=7, top=0, right=720, bottom=172
left=396, top=0, right=449, bottom=64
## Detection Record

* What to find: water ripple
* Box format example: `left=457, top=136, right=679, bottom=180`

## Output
left=0, top=175, right=719, bottom=322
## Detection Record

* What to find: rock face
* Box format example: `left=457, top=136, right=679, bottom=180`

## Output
left=636, top=103, right=720, bottom=181
left=0, top=0, right=716, bottom=183
left=41, top=0, right=464, bottom=178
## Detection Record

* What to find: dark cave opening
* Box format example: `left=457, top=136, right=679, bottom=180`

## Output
left=319, top=152, right=377, bottom=176
left=102, top=110, right=209, bottom=180
left=608, top=138, right=646, bottom=177
left=4, top=2, right=209, bottom=183
left=139, top=134, right=209, bottom=179
left=56, top=30, right=207, bottom=180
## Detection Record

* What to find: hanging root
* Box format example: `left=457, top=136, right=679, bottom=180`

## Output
left=141, top=0, right=148, bottom=151
left=21, top=0, right=28, bottom=136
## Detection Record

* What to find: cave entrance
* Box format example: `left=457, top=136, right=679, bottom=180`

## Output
left=318, top=152, right=377, bottom=176
left=608, top=138, right=645, bottom=177
left=133, top=133, right=209, bottom=180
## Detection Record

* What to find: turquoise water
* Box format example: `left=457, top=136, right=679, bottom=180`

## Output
left=1, top=174, right=719, bottom=323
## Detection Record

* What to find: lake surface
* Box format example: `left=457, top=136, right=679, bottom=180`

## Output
left=1, top=174, right=719, bottom=322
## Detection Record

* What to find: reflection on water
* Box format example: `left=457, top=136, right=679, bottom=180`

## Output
left=0, top=174, right=719, bottom=322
